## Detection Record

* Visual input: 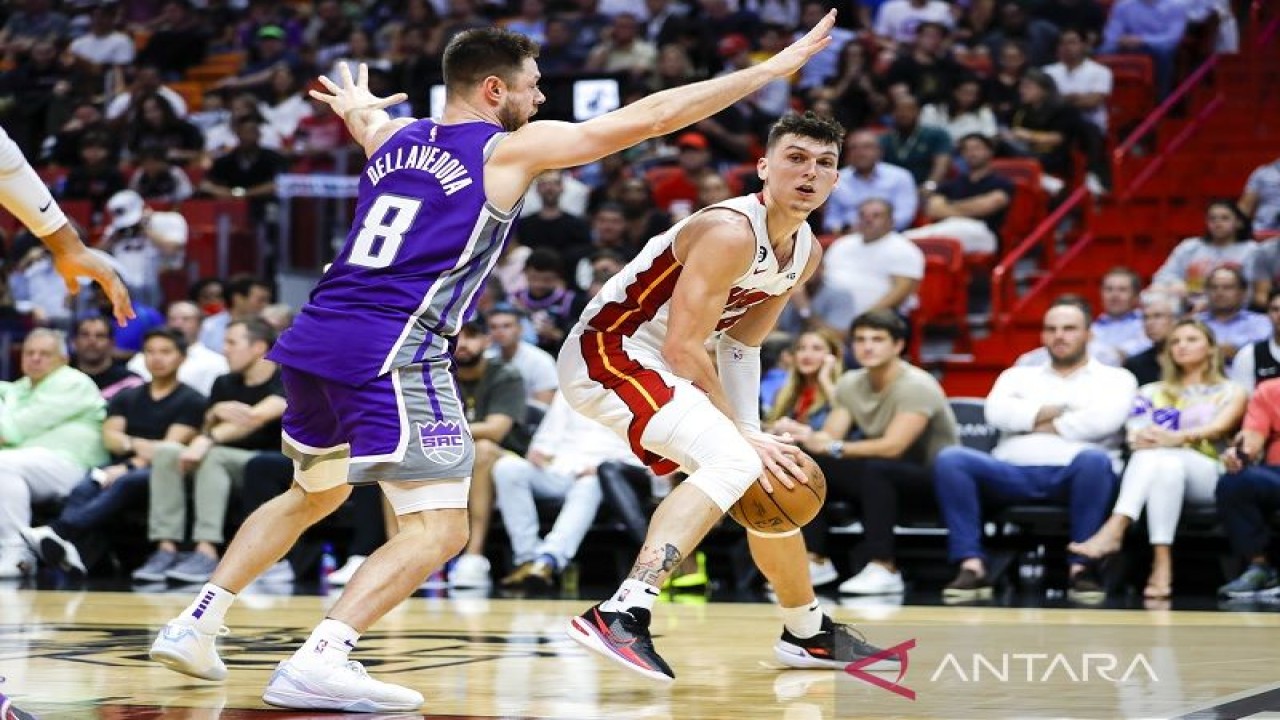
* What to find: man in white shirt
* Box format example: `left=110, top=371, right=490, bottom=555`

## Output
left=932, top=299, right=1137, bottom=601
left=823, top=198, right=924, bottom=316
left=491, top=392, right=636, bottom=588
left=128, top=301, right=229, bottom=396
left=1044, top=28, right=1114, bottom=132
left=1090, top=267, right=1150, bottom=363
left=485, top=304, right=558, bottom=406
left=68, top=6, right=135, bottom=69
left=824, top=130, right=918, bottom=233
left=874, top=0, right=955, bottom=47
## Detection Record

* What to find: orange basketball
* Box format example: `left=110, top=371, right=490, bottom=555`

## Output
left=728, top=452, right=827, bottom=534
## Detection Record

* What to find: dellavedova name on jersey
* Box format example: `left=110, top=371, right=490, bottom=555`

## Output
left=365, top=144, right=474, bottom=196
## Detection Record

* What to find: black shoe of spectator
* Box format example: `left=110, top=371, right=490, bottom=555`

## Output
left=943, top=568, right=992, bottom=600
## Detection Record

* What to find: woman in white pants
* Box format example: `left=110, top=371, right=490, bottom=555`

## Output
left=1070, top=319, right=1246, bottom=598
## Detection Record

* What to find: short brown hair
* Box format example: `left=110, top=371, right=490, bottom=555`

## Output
left=766, top=111, right=845, bottom=152
left=442, top=28, right=540, bottom=94
left=851, top=309, right=908, bottom=343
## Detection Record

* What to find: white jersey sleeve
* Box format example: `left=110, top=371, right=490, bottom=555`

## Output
left=0, top=126, right=67, bottom=237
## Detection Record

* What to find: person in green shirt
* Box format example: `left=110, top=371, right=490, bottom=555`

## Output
left=0, top=328, right=107, bottom=578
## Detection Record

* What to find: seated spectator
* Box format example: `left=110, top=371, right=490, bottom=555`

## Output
left=792, top=0, right=857, bottom=92
left=874, top=0, right=955, bottom=49
left=0, top=0, right=69, bottom=57
left=982, top=1, right=1061, bottom=66
left=932, top=299, right=1137, bottom=600
left=1216, top=378, right=1280, bottom=597
left=9, top=243, right=72, bottom=327
left=585, top=12, right=658, bottom=78
left=1002, top=70, right=1078, bottom=194
left=200, top=117, right=287, bottom=222
left=650, top=132, right=718, bottom=215
left=71, top=316, right=143, bottom=399
left=214, top=25, right=302, bottom=94
left=486, top=304, right=558, bottom=407
left=517, top=171, right=592, bottom=256
left=985, top=40, right=1029, bottom=126
left=1152, top=201, right=1257, bottom=307
left=814, top=40, right=880, bottom=131
left=778, top=311, right=958, bottom=595
left=1098, top=0, right=1188, bottom=98
left=133, top=320, right=285, bottom=584
left=257, top=67, right=311, bottom=142
left=1044, top=28, right=1113, bottom=134
left=762, top=329, right=843, bottom=429
left=103, top=189, right=189, bottom=309
left=124, top=93, right=206, bottom=166
left=825, top=130, right=918, bottom=235
left=1240, top=155, right=1280, bottom=236
left=1090, top=267, right=1151, bottom=365
left=1071, top=320, right=1244, bottom=599
left=203, top=95, right=287, bottom=157
left=904, top=134, right=1013, bottom=255
left=127, top=301, right=230, bottom=396
left=617, top=177, right=673, bottom=249
left=104, top=64, right=189, bottom=121
left=883, top=22, right=967, bottom=106
left=20, top=329, right=205, bottom=576
left=1198, top=267, right=1270, bottom=366
left=920, top=77, right=999, bottom=145
left=449, top=319, right=530, bottom=590
left=129, top=147, right=194, bottom=204
left=493, top=392, right=625, bottom=590
left=1031, top=0, right=1107, bottom=46
left=288, top=85, right=356, bottom=174
left=199, top=275, right=273, bottom=354
left=512, top=249, right=580, bottom=354
left=1125, top=290, right=1181, bottom=386
left=879, top=95, right=953, bottom=188
left=58, top=133, right=125, bottom=212
left=135, top=0, right=208, bottom=78
left=1229, top=289, right=1280, bottom=393
left=824, top=199, right=925, bottom=317
left=0, top=330, right=106, bottom=578
left=68, top=6, right=136, bottom=74
left=777, top=263, right=857, bottom=341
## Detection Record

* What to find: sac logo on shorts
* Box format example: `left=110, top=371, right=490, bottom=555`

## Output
left=417, top=421, right=467, bottom=464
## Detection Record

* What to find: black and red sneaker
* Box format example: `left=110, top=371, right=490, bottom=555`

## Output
left=774, top=615, right=902, bottom=671
left=567, top=604, right=676, bottom=683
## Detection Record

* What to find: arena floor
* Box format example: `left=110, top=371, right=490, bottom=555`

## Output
left=5, top=583, right=1280, bottom=719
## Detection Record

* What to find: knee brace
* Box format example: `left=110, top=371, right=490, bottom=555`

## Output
left=380, top=478, right=470, bottom=514
left=677, top=422, right=763, bottom=512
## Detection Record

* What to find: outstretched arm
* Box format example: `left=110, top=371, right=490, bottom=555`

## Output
left=492, top=10, right=837, bottom=175
left=309, top=63, right=413, bottom=157
left=0, top=126, right=133, bottom=324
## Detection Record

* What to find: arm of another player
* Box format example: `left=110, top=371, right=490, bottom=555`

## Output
left=0, top=127, right=133, bottom=325
left=310, top=63, right=414, bottom=157
left=493, top=11, right=836, bottom=175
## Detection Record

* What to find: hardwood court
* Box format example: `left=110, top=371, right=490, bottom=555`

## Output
left=5, top=588, right=1280, bottom=719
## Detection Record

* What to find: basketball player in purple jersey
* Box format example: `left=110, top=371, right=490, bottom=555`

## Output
left=148, top=16, right=839, bottom=712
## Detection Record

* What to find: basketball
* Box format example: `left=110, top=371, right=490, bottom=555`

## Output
left=727, top=452, right=827, bottom=534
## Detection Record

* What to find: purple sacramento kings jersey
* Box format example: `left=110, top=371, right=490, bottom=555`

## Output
left=269, top=120, right=519, bottom=386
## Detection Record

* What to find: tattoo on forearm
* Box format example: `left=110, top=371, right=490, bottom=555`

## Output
left=629, top=543, right=685, bottom=585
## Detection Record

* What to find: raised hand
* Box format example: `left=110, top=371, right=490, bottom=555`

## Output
left=764, top=9, right=837, bottom=78
left=309, top=63, right=408, bottom=120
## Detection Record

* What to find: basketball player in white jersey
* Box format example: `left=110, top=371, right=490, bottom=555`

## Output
left=560, top=112, right=902, bottom=681
left=0, top=126, right=133, bottom=325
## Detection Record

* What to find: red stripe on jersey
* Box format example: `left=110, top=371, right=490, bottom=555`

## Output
left=588, top=248, right=681, bottom=337
left=579, top=331, right=680, bottom=475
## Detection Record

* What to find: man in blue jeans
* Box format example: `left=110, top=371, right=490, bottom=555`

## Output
left=19, top=328, right=206, bottom=575
left=1217, top=378, right=1280, bottom=597
left=932, top=299, right=1137, bottom=601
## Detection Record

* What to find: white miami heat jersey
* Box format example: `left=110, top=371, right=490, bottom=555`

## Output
left=575, top=193, right=813, bottom=360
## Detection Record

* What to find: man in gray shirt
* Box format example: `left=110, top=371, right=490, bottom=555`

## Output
left=775, top=310, right=958, bottom=595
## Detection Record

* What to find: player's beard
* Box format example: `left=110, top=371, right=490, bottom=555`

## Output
left=496, top=99, right=528, bottom=132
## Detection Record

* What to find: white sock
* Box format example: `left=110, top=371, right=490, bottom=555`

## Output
left=181, top=583, right=236, bottom=634
left=781, top=601, right=823, bottom=639
left=293, top=618, right=361, bottom=667
left=599, top=578, right=660, bottom=614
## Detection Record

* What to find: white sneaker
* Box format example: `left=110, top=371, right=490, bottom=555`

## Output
left=263, top=659, right=424, bottom=712
left=150, top=619, right=229, bottom=680
left=0, top=544, right=34, bottom=580
left=448, top=554, right=491, bottom=588
left=328, top=555, right=366, bottom=586
left=809, top=557, right=838, bottom=586
left=19, top=525, right=84, bottom=575
left=838, top=563, right=905, bottom=595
